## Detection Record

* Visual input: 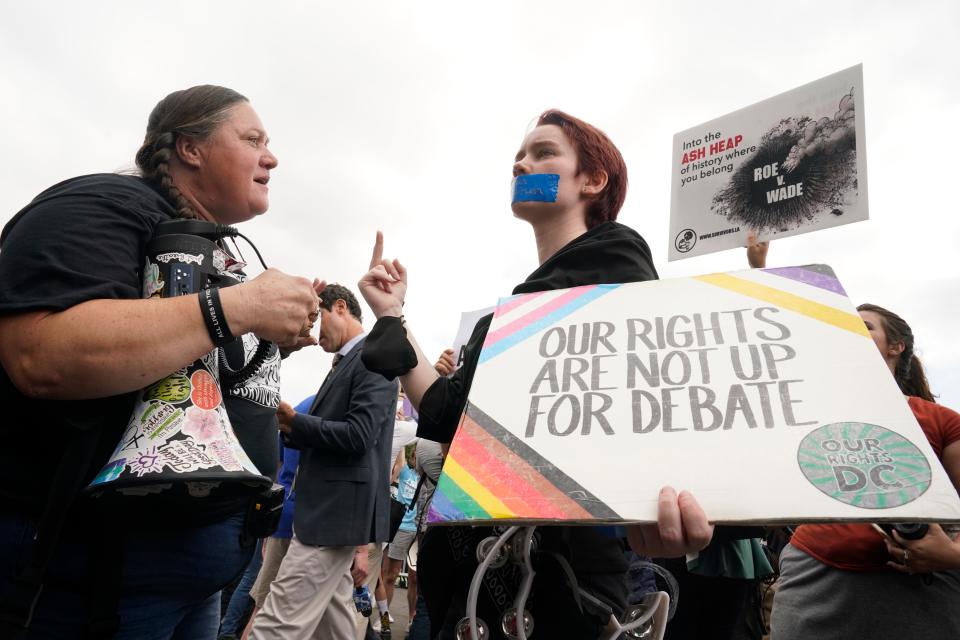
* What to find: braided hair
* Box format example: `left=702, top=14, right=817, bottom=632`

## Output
left=135, top=85, right=248, bottom=219
left=857, top=303, right=935, bottom=402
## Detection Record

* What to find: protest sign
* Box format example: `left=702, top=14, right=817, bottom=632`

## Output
left=668, top=65, right=868, bottom=261
left=427, top=265, right=960, bottom=525
left=450, top=305, right=495, bottom=374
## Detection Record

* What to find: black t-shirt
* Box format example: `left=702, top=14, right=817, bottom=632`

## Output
left=0, top=174, right=278, bottom=516
left=0, top=174, right=175, bottom=311
left=0, top=174, right=175, bottom=513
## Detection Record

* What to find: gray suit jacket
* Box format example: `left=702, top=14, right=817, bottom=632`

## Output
left=284, top=337, right=398, bottom=546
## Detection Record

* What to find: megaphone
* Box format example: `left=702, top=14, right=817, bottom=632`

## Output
left=86, top=220, right=272, bottom=502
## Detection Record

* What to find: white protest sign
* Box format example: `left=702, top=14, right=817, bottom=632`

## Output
left=450, top=305, right=495, bottom=374
left=668, top=65, right=868, bottom=261
left=427, top=265, right=960, bottom=525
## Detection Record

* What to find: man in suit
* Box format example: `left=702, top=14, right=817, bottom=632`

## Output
left=250, top=284, right=397, bottom=640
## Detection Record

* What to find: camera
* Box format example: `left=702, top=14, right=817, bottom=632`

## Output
left=877, top=522, right=929, bottom=540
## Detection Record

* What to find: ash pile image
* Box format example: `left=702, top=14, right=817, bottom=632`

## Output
left=711, top=88, right=858, bottom=232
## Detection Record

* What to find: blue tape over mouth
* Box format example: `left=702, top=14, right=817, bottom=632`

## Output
left=511, top=173, right=559, bottom=204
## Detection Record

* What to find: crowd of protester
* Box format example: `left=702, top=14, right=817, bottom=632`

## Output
left=0, top=84, right=957, bottom=640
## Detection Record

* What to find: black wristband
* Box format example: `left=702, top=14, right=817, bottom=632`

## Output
left=199, top=287, right=236, bottom=347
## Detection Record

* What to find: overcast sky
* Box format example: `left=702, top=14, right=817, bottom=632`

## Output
left=2, top=1, right=957, bottom=411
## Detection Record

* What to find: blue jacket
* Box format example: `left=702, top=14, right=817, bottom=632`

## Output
left=273, top=395, right=310, bottom=539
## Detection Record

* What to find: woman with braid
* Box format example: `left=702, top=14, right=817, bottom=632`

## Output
left=0, top=86, right=320, bottom=638
left=770, top=304, right=960, bottom=639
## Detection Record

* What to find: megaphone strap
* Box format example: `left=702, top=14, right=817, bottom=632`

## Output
left=219, top=338, right=275, bottom=391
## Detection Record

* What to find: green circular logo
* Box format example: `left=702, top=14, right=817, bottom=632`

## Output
left=797, top=422, right=931, bottom=509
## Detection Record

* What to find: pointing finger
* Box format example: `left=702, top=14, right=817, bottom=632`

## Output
left=369, top=230, right=384, bottom=270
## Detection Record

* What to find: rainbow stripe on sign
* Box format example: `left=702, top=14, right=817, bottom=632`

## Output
left=694, top=272, right=868, bottom=337
left=479, top=284, right=620, bottom=364
left=764, top=265, right=847, bottom=296
left=427, top=404, right=619, bottom=524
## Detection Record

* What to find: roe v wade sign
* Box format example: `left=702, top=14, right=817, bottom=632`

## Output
left=427, top=265, right=960, bottom=525
left=669, top=64, right=868, bottom=261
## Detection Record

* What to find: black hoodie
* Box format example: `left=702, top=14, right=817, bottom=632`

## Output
left=417, top=221, right=658, bottom=442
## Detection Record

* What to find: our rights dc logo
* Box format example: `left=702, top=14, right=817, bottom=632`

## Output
left=797, top=422, right=931, bottom=509
left=675, top=229, right=697, bottom=253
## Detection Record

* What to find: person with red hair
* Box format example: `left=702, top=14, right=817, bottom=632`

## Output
left=536, top=109, right=629, bottom=229
left=357, top=110, right=714, bottom=639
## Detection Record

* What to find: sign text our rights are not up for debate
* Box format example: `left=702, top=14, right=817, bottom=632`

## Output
left=524, top=307, right=816, bottom=438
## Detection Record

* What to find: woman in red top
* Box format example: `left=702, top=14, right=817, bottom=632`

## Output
left=770, top=304, right=960, bottom=639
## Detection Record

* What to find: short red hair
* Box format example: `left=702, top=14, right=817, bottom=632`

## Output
left=537, top=109, right=628, bottom=228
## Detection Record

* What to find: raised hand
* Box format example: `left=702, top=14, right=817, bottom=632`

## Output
left=357, top=231, right=406, bottom=318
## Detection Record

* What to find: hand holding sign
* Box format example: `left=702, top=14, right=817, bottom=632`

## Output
left=746, top=231, right=769, bottom=269
left=434, top=348, right=457, bottom=376
left=627, top=487, right=714, bottom=557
